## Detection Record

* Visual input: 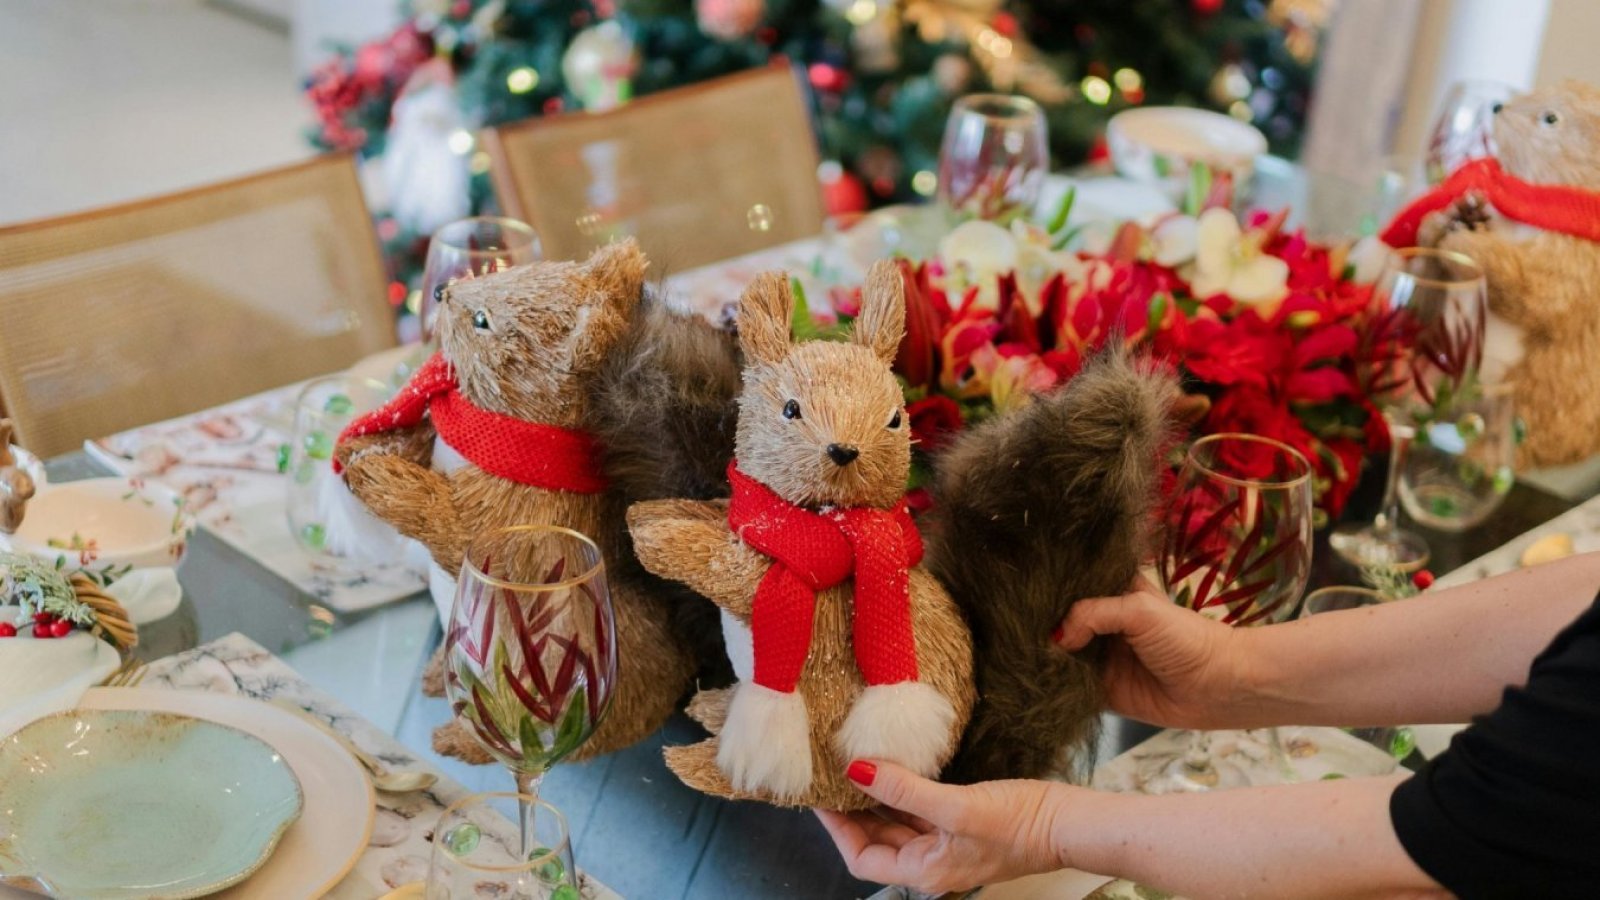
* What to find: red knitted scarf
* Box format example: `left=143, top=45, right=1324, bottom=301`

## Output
left=726, top=462, right=922, bottom=695
left=333, top=351, right=608, bottom=493
left=1382, top=157, right=1600, bottom=247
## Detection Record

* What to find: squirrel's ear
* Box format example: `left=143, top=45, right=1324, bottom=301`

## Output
left=738, top=271, right=794, bottom=365
left=584, top=239, right=648, bottom=310
left=853, top=260, right=905, bottom=365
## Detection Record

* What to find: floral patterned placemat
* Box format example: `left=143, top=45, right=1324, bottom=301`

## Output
left=140, top=632, right=618, bottom=899
left=87, top=382, right=426, bottom=613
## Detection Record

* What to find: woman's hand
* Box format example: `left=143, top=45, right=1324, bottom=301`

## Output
left=815, top=760, right=1081, bottom=894
left=1056, top=575, right=1250, bottom=730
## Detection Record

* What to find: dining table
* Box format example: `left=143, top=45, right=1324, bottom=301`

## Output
left=22, top=164, right=1600, bottom=899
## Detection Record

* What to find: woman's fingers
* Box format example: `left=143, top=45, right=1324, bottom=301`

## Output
left=845, top=760, right=970, bottom=830
left=1057, top=591, right=1166, bottom=650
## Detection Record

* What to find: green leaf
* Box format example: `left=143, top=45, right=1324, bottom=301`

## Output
left=1183, top=164, right=1213, bottom=217
left=552, top=692, right=590, bottom=758
left=1046, top=184, right=1076, bottom=235
left=789, top=276, right=818, bottom=341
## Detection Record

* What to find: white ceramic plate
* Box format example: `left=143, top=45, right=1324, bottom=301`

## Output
left=0, top=709, right=303, bottom=899
left=74, top=688, right=375, bottom=899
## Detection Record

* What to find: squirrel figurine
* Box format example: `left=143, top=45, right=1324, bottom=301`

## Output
left=1388, top=80, right=1600, bottom=467
left=628, top=263, right=1176, bottom=809
left=0, top=420, right=36, bottom=535
left=335, top=240, right=740, bottom=761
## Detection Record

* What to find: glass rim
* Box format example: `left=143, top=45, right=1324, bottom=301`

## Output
left=461, top=524, right=605, bottom=592
left=1380, top=246, right=1484, bottom=289
left=430, top=216, right=540, bottom=254
left=951, top=92, right=1043, bottom=122
left=1185, top=432, right=1313, bottom=490
left=434, top=792, right=569, bottom=874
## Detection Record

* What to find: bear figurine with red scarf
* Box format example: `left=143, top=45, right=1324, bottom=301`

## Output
left=1385, top=79, right=1600, bottom=467
left=628, top=261, right=1177, bottom=810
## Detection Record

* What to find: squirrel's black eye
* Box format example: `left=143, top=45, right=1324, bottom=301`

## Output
left=887, top=410, right=902, bottom=429
left=1543, top=111, right=1560, bottom=126
left=782, top=399, right=801, bottom=420
left=472, top=309, right=491, bottom=332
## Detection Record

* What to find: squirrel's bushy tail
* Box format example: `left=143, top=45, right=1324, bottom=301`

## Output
left=588, top=287, right=743, bottom=681
left=926, top=350, right=1178, bottom=784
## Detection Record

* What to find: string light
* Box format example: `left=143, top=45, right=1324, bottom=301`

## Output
left=506, top=67, right=540, bottom=94
left=1113, top=68, right=1143, bottom=92
left=1229, top=100, right=1253, bottom=121
left=911, top=170, right=938, bottom=196
left=448, top=129, right=475, bottom=155
left=1081, top=75, right=1112, bottom=105
left=845, top=0, right=878, bottom=25
left=469, top=151, right=492, bottom=175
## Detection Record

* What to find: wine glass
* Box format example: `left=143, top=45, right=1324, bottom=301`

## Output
left=1425, top=80, right=1516, bottom=184
left=1399, top=381, right=1517, bottom=532
left=1298, top=587, right=1417, bottom=761
left=1156, top=433, right=1315, bottom=790
left=418, top=217, right=541, bottom=341
left=442, top=525, right=616, bottom=851
left=1332, top=247, right=1487, bottom=571
left=428, top=793, right=579, bottom=900
left=937, top=93, right=1049, bottom=222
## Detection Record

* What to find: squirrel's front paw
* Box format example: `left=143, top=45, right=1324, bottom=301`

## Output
left=717, top=682, right=813, bottom=800
left=834, top=682, right=958, bottom=778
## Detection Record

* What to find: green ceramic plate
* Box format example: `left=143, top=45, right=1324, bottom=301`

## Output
left=0, top=708, right=303, bottom=899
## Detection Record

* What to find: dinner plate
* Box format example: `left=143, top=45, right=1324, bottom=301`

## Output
left=0, top=709, right=302, bottom=899
left=72, top=688, right=375, bottom=899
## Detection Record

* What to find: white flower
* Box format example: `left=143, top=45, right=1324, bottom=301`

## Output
left=1151, top=214, right=1200, bottom=267
left=937, top=219, right=1019, bottom=312
left=1191, top=208, right=1289, bottom=307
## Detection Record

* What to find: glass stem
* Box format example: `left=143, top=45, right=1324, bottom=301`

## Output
left=1375, top=419, right=1414, bottom=538
left=514, top=769, right=545, bottom=860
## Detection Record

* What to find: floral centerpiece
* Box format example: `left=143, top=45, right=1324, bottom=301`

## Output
left=820, top=190, right=1398, bottom=520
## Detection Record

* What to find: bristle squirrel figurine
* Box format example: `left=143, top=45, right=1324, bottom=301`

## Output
left=0, top=420, right=36, bottom=535
left=334, top=240, right=740, bottom=761
left=629, top=263, right=1176, bottom=809
left=1386, top=79, right=1600, bottom=467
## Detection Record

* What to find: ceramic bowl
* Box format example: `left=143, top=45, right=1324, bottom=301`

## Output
left=1, top=477, right=192, bottom=576
left=0, top=708, right=304, bottom=899
left=1106, top=106, right=1268, bottom=201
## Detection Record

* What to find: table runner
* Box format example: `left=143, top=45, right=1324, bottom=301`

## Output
left=136, top=632, right=619, bottom=899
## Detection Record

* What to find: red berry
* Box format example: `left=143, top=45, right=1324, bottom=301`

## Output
left=32, top=623, right=52, bottom=638
left=33, top=611, right=54, bottom=624
left=50, top=619, right=73, bottom=637
left=0, top=622, right=16, bottom=637
left=1412, top=570, right=1436, bottom=590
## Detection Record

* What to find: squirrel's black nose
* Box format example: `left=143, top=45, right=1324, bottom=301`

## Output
left=826, top=443, right=860, bottom=466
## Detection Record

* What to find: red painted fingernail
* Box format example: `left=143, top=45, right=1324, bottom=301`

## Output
left=1051, top=623, right=1066, bottom=645
left=846, top=760, right=877, bottom=786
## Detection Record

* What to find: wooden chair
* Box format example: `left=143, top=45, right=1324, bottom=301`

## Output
left=483, top=62, right=826, bottom=272
left=0, top=154, right=397, bottom=457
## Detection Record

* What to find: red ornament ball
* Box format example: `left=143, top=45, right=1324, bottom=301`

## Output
left=990, top=12, right=1018, bottom=38
left=808, top=62, right=849, bottom=94
left=0, top=622, right=16, bottom=638
left=1192, top=0, right=1223, bottom=13
left=1412, top=569, right=1436, bottom=590
left=820, top=166, right=869, bottom=217
left=543, top=97, right=565, bottom=115
left=1087, top=133, right=1110, bottom=164
left=50, top=619, right=73, bottom=638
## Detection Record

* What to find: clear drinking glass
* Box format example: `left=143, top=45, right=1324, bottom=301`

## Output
left=1156, top=433, right=1315, bottom=791
left=443, top=525, right=616, bottom=851
left=1333, top=247, right=1487, bottom=571
left=284, top=374, right=405, bottom=567
left=1399, top=381, right=1516, bottom=532
left=427, top=794, right=579, bottom=900
left=1299, top=587, right=1417, bottom=760
left=419, top=217, right=541, bottom=341
left=936, top=93, right=1049, bottom=222
left=1425, top=80, right=1516, bottom=184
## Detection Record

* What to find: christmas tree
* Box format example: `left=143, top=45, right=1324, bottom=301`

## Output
left=305, top=0, right=1329, bottom=325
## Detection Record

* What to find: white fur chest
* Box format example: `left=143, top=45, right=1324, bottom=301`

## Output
left=431, top=434, right=469, bottom=475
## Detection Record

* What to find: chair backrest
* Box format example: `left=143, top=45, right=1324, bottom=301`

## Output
left=0, top=154, right=397, bottom=457
left=484, top=63, right=826, bottom=271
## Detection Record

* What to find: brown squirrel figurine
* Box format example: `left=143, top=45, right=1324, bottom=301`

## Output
left=336, top=240, right=741, bottom=762
left=629, top=264, right=1177, bottom=809
left=0, top=420, right=36, bottom=535
left=1409, top=80, right=1600, bottom=467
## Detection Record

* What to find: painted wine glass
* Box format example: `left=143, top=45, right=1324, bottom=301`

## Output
left=937, top=93, right=1049, bottom=222
left=1425, top=80, right=1516, bottom=184
left=443, top=525, right=616, bottom=850
left=428, top=793, right=579, bottom=900
left=418, top=216, right=541, bottom=342
left=1156, top=433, right=1315, bottom=790
left=1332, top=247, right=1487, bottom=571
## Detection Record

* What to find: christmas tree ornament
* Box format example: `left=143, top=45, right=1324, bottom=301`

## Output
left=562, top=21, right=638, bottom=112
left=1392, top=80, right=1600, bottom=467
left=819, top=161, right=870, bottom=217
left=381, top=60, right=473, bottom=238
left=695, top=0, right=766, bottom=42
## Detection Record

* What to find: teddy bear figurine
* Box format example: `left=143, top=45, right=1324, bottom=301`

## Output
left=1384, top=79, right=1600, bottom=467
left=335, top=240, right=740, bottom=762
left=0, top=420, right=36, bottom=535
left=629, top=262, right=1177, bottom=809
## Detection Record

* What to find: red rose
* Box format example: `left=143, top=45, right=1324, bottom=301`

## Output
left=907, top=396, right=964, bottom=451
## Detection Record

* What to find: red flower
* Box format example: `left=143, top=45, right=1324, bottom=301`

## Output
left=907, top=396, right=964, bottom=451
